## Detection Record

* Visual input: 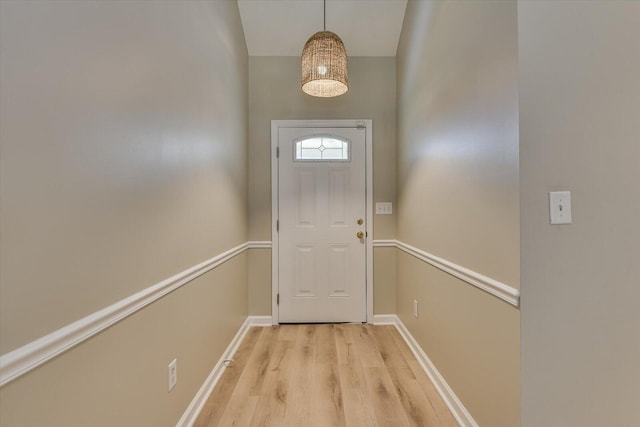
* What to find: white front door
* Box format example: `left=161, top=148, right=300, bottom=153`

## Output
left=277, top=126, right=367, bottom=323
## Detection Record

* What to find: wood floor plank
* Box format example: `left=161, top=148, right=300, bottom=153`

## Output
left=194, top=327, right=262, bottom=427
left=372, top=326, right=441, bottom=427
left=218, top=396, right=259, bottom=427
left=195, top=325, right=459, bottom=427
left=335, top=324, right=379, bottom=427
left=276, top=323, right=298, bottom=342
left=249, top=328, right=295, bottom=426
left=281, top=325, right=316, bottom=427
left=352, top=325, right=386, bottom=368
left=310, top=325, right=346, bottom=427
left=215, top=327, right=279, bottom=426
left=388, top=327, right=458, bottom=427
left=334, top=324, right=354, bottom=365
left=364, top=366, right=412, bottom=427
left=240, top=326, right=278, bottom=396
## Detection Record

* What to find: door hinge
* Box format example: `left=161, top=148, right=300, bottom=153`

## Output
left=276, top=146, right=279, bottom=158
left=277, top=294, right=280, bottom=305
left=276, top=219, right=279, bottom=232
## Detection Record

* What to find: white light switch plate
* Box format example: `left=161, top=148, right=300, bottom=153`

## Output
left=376, top=202, right=392, bottom=215
left=549, top=191, right=572, bottom=224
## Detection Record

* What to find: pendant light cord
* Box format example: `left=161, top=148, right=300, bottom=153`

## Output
left=323, top=0, right=326, bottom=31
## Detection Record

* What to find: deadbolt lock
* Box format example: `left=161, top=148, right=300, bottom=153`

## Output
left=356, top=231, right=364, bottom=239
left=357, top=218, right=364, bottom=225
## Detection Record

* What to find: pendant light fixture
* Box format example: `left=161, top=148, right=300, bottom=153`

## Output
left=301, top=0, right=348, bottom=97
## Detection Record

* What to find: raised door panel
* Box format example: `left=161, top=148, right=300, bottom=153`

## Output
left=294, top=168, right=317, bottom=228
left=294, top=244, right=317, bottom=297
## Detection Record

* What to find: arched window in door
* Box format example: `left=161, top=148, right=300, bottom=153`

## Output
left=293, top=134, right=351, bottom=161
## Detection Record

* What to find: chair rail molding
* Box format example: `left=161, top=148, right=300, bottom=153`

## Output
left=0, top=242, right=251, bottom=387
left=372, top=239, right=520, bottom=307
left=247, top=241, right=272, bottom=249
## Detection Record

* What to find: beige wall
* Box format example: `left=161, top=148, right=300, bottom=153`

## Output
left=396, top=1, right=520, bottom=425
left=518, top=1, right=640, bottom=425
left=0, top=0, right=249, bottom=425
left=0, top=257, right=247, bottom=426
left=247, top=56, right=397, bottom=315
left=373, top=246, right=397, bottom=314
left=397, top=252, right=520, bottom=426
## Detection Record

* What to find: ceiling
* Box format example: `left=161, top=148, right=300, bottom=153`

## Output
left=237, top=0, right=408, bottom=57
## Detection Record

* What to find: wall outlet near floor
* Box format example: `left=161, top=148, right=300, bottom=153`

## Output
left=413, top=299, right=419, bottom=318
left=168, top=358, right=177, bottom=392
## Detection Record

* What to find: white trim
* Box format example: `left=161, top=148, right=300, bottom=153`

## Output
left=271, top=120, right=374, bottom=325
left=365, top=122, right=374, bottom=323
left=372, top=239, right=397, bottom=248
left=372, top=239, right=520, bottom=307
left=371, top=314, right=398, bottom=325
left=247, top=241, right=272, bottom=249
left=247, top=315, right=273, bottom=326
left=177, top=317, right=252, bottom=427
left=392, top=315, right=478, bottom=427
left=0, top=243, right=249, bottom=387
left=271, top=123, right=280, bottom=325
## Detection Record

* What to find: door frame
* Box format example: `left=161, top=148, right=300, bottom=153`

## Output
left=271, top=119, right=373, bottom=325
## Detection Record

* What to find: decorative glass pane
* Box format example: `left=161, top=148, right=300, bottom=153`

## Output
left=294, top=135, right=350, bottom=161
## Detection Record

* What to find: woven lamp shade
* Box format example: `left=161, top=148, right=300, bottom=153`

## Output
left=301, top=31, right=348, bottom=97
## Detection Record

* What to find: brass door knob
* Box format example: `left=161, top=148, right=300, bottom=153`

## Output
left=356, top=231, right=364, bottom=239
left=357, top=218, right=364, bottom=225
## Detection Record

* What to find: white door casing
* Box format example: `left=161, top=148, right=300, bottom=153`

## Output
left=271, top=120, right=373, bottom=324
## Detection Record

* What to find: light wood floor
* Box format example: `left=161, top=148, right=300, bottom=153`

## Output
left=194, top=324, right=458, bottom=427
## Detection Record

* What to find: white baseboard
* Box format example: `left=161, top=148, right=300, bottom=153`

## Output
left=391, top=315, right=478, bottom=427
left=247, top=315, right=273, bottom=326
left=371, top=314, right=398, bottom=325
left=177, top=317, right=252, bottom=427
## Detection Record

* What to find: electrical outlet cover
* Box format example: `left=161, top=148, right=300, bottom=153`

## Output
left=168, top=359, right=177, bottom=392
